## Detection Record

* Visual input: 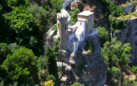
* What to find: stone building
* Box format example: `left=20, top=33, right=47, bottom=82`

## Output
left=54, top=10, right=94, bottom=52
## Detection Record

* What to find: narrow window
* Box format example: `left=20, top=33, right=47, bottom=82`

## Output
left=65, top=24, right=66, bottom=30
left=58, top=24, right=60, bottom=29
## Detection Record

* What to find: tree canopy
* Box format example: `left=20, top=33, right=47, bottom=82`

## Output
left=101, top=37, right=131, bottom=67
left=97, top=26, right=109, bottom=47
left=50, top=0, right=64, bottom=12
left=1, top=47, right=38, bottom=85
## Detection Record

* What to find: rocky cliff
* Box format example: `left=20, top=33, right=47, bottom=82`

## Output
left=114, top=17, right=137, bottom=63
left=66, top=31, right=107, bottom=86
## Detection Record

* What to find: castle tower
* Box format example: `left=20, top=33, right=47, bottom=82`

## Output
left=57, top=13, right=68, bottom=50
left=77, top=11, right=94, bottom=34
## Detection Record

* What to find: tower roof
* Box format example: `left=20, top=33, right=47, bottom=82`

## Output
left=78, top=11, right=94, bottom=16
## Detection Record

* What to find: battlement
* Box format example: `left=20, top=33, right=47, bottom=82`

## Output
left=57, top=13, right=68, bottom=19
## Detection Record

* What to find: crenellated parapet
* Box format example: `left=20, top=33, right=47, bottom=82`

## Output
left=57, top=13, right=68, bottom=19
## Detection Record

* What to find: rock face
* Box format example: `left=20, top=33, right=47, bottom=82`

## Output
left=68, top=31, right=107, bottom=86
left=114, top=17, right=137, bottom=63
left=123, top=4, right=136, bottom=14
left=70, top=1, right=84, bottom=11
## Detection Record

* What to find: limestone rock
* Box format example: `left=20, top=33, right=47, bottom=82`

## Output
left=123, top=4, right=136, bottom=14
left=69, top=32, right=107, bottom=86
left=114, top=17, right=137, bottom=63
left=70, top=1, right=83, bottom=11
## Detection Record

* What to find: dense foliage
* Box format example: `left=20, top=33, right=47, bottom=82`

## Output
left=97, top=27, right=109, bottom=47
left=102, top=37, right=131, bottom=67
left=45, top=46, right=58, bottom=80
left=109, top=4, right=125, bottom=17
left=50, top=0, right=63, bottom=12
left=131, top=66, right=137, bottom=74
left=71, top=82, right=85, bottom=86
left=0, top=0, right=59, bottom=85
left=1, top=47, right=38, bottom=85
left=102, top=37, right=132, bottom=85
left=109, top=15, right=128, bottom=33
left=68, top=8, right=80, bottom=25
left=0, top=0, right=136, bottom=85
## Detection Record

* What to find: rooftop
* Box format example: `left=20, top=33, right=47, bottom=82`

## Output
left=78, top=11, right=94, bottom=16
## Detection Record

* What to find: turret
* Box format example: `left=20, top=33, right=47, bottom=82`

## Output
left=57, top=13, right=68, bottom=50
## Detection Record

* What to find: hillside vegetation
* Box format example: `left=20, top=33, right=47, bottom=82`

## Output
left=0, top=0, right=137, bottom=86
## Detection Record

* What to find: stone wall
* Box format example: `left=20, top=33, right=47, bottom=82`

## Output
left=114, top=17, right=137, bottom=63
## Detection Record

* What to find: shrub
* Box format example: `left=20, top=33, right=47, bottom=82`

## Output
left=46, top=75, right=56, bottom=84
left=86, top=40, right=95, bottom=53
left=71, top=82, right=85, bottom=86
left=109, top=4, right=125, bottom=17
left=131, top=66, right=137, bottom=74
left=69, top=8, right=80, bottom=25
left=109, top=15, right=128, bottom=32
left=97, top=27, right=109, bottom=47
left=111, top=66, right=121, bottom=77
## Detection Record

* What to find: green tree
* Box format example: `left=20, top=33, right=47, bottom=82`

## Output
left=7, top=0, right=30, bottom=7
left=71, top=82, right=85, bottom=86
left=109, top=66, right=121, bottom=77
left=0, top=43, right=9, bottom=64
left=131, top=66, right=137, bottom=74
left=69, top=8, right=80, bottom=25
left=1, top=47, right=38, bottom=85
left=109, top=4, right=125, bottom=17
left=4, top=6, right=43, bottom=56
left=50, top=0, right=63, bottom=12
left=46, top=75, right=56, bottom=84
left=45, top=46, right=58, bottom=80
left=97, top=26, right=109, bottom=47
left=0, top=0, right=11, bottom=43
left=0, top=43, right=19, bottom=64
left=53, top=37, right=60, bottom=56
left=101, top=37, right=131, bottom=67
left=29, top=4, right=51, bottom=33
left=37, top=56, right=49, bottom=82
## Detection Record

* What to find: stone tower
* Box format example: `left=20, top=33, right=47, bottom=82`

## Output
left=57, top=13, right=68, bottom=50
left=77, top=11, right=94, bottom=34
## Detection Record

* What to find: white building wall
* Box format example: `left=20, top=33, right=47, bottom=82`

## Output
left=69, top=34, right=76, bottom=41
left=80, top=30, right=85, bottom=42
left=75, top=21, right=86, bottom=42
left=68, top=24, right=77, bottom=33
left=74, top=41, right=79, bottom=52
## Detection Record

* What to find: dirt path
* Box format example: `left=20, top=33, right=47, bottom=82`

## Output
left=117, top=63, right=136, bottom=80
